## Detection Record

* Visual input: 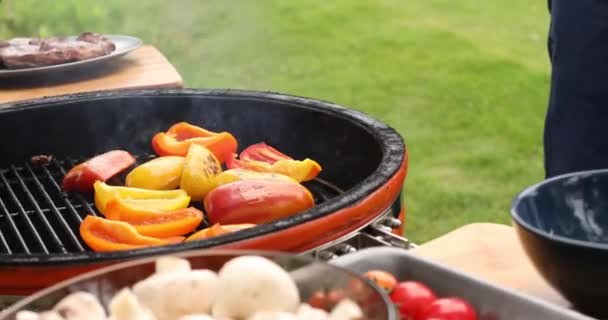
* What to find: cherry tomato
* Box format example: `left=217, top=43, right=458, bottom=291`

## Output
left=307, top=289, right=345, bottom=310
left=419, top=297, right=477, bottom=320
left=308, top=291, right=328, bottom=310
left=390, top=281, right=437, bottom=320
left=364, top=270, right=398, bottom=293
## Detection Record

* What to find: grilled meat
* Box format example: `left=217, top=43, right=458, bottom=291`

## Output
left=0, top=32, right=115, bottom=69
left=30, top=154, right=53, bottom=167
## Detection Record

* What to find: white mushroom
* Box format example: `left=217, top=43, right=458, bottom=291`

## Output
left=328, top=299, right=363, bottom=320
left=177, top=315, right=216, bottom=320
left=16, top=311, right=64, bottom=320
left=51, top=292, right=106, bottom=320
left=108, top=288, right=157, bottom=320
left=247, top=311, right=298, bottom=320
left=296, top=304, right=328, bottom=320
left=133, top=269, right=219, bottom=320
left=211, top=256, right=300, bottom=319
left=154, top=256, right=191, bottom=274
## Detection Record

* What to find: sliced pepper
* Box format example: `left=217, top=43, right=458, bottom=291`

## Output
left=105, top=199, right=203, bottom=238
left=151, top=122, right=238, bottom=164
left=79, top=215, right=184, bottom=252
left=125, top=156, right=185, bottom=190
left=62, top=150, right=136, bottom=193
left=180, top=144, right=222, bottom=201
left=94, top=181, right=190, bottom=216
left=185, top=223, right=256, bottom=242
left=240, top=142, right=293, bottom=163
left=226, top=155, right=321, bottom=182
left=215, top=169, right=296, bottom=186
left=204, top=178, right=315, bottom=225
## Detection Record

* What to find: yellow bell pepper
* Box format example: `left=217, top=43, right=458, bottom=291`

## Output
left=125, top=156, right=185, bottom=190
left=180, top=144, right=222, bottom=201
left=215, top=169, right=297, bottom=186
left=94, top=181, right=190, bottom=216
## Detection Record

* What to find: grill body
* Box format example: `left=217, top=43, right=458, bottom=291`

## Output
left=0, top=89, right=407, bottom=294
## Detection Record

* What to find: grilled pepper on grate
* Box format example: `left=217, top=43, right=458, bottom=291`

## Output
left=62, top=150, right=136, bottom=193
left=94, top=181, right=190, bottom=216
left=225, top=142, right=322, bottom=182
left=204, top=178, right=315, bottom=225
left=215, top=169, right=296, bottom=186
left=125, top=156, right=185, bottom=190
left=151, top=122, right=237, bottom=164
left=105, top=198, right=204, bottom=238
left=186, top=223, right=256, bottom=241
left=79, top=215, right=184, bottom=252
left=180, top=144, right=223, bottom=201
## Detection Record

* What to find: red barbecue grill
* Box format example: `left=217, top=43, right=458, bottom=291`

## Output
left=0, top=89, right=411, bottom=295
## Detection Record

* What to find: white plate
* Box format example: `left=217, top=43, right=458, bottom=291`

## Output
left=0, top=35, right=143, bottom=78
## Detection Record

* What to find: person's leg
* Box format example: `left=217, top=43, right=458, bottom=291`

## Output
left=544, top=0, right=608, bottom=178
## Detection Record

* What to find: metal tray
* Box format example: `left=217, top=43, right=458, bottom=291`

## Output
left=331, top=247, right=595, bottom=320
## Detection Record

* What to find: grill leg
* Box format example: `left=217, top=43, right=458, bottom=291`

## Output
left=390, top=193, right=405, bottom=236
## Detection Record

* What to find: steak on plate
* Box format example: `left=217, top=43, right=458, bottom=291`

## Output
left=0, top=32, right=116, bottom=69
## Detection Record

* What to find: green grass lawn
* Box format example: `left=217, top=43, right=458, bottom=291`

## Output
left=0, top=0, right=551, bottom=243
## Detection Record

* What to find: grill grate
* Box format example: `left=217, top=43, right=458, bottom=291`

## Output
left=0, top=155, right=342, bottom=256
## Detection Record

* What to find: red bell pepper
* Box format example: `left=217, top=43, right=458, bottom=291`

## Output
left=240, top=142, right=293, bottom=163
left=151, top=122, right=237, bottom=164
left=204, top=178, right=315, bottom=225
left=226, top=142, right=322, bottom=182
left=62, top=150, right=136, bottom=193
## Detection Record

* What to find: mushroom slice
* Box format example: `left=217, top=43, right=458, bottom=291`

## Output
left=296, top=304, right=328, bottom=320
left=52, top=292, right=106, bottom=320
left=328, top=299, right=363, bottom=320
left=212, top=256, right=300, bottom=319
left=155, top=256, right=191, bottom=274
left=133, top=270, right=219, bottom=320
left=16, top=311, right=65, bottom=320
left=109, top=288, right=157, bottom=320
left=247, top=311, right=297, bottom=320
left=177, top=315, right=215, bottom=320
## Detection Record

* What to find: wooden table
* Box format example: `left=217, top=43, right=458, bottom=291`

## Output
left=411, top=223, right=570, bottom=307
left=0, top=45, right=183, bottom=105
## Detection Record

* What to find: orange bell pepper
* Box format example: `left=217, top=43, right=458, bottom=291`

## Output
left=204, top=179, right=315, bottom=225
left=79, top=215, right=184, bottom=252
left=151, top=122, right=238, bottom=164
left=94, top=181, right=190, bottom=216
left=226, top=155, right=321, bottom=182
left=215, top=169, right=296, bottom=186
left=105, top=199, right=204, bottom=238
left=185, top=223, right=256, bottom=242
left=125, top=156, right=185, bottom=190
left=62, top=150, right=136, bottom=193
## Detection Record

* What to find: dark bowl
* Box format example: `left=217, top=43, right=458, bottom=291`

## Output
left=511, top=169, right=608, bottom=318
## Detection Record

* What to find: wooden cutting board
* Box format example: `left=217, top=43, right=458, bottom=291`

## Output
left=410, top=222, right=571, bottom=307
left=0, top=45, right=183, bottom=105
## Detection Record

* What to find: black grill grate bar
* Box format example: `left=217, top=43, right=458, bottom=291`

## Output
left=0, top=172, right=47, bottom=253
left=25, top=164, right=84, bottom=252
left=53, top=159, right=98, bottom=218
left=0, top=197, right=28, bottom=253
left=0, top=226, right=11, bottom=253
left=42, top=165, right=84, bottom=223
left=3, top=205, right=86, bottom=218
left=10, top=166, right=66, bottom=253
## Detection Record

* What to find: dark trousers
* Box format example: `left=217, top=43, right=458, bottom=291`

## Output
left=544, top=0, right=608, bottom=178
